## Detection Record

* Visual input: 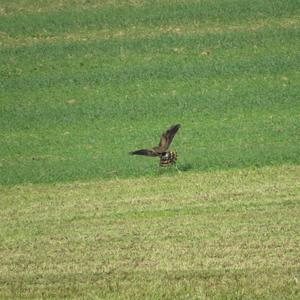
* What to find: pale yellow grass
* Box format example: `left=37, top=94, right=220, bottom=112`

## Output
left=0, top=165, right=299, bottom=298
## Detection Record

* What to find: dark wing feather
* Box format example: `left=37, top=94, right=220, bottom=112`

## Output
left=157, top=124, right=181, bottom=152
left=129, top=149, right=159, bottom=157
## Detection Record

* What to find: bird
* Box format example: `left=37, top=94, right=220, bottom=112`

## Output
left=129, top=124, right=181, bottom=167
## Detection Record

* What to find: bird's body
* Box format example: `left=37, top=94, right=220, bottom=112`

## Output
left=129, top=124, right=180, bottom=167
left=159, top=150, right=177, bottom=167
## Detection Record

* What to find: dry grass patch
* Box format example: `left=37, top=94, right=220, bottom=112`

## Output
left=0, top=165, right=300, bottom=298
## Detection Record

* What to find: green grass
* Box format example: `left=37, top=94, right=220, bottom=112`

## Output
left=0, top=0, right=299, bottom=185
left=1, top=2, right=300, bottom=298
left=1, top=165, right=299, bottom=299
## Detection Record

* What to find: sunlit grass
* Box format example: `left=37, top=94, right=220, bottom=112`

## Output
left=1, top=165, right=299, bottom=298
left=0, top=2, right=299, bottom=298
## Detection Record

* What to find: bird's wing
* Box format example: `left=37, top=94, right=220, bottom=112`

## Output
left=129, top=149, right=159, bottom=157
left=158, top=124, right=181, bottom=152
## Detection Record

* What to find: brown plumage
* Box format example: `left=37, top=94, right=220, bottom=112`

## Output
left=129, top=124, right=180, bottom=166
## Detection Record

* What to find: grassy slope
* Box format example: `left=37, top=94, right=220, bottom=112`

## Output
left=0, top=165, right=300, bottom=299
left=0, top=2, right=300, bottom=297
left=1, top=0, right=300, bottom=185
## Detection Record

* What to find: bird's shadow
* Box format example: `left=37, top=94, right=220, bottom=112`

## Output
left=177, top=163, right=193, bottom=172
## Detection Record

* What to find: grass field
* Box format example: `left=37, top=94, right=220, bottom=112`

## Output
left=1, top=0, right=300, bottom=298
left=1, top=165, right=300, bottom=299
left=1, top=0, right=299, bottom=185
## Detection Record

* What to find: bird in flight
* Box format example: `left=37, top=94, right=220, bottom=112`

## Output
left=129, top=124, right=181, bottom=167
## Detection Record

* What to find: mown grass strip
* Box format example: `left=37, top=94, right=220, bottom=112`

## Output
left=1, top=16, right=298, bottom=48
left=1, top=0, right=299, bottom=37
left=0, top=165, right=299, bottom=298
